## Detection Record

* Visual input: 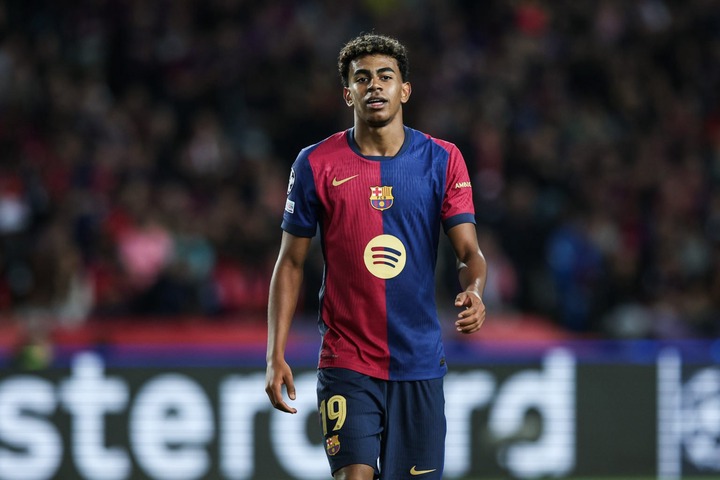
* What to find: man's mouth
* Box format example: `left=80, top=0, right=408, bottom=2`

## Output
left=366, top=98, right=387, bottom=109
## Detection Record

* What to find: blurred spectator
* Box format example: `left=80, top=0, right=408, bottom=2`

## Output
left=0, top=0, right=718, bottom=341
left=546, top=202, right=607, bottom=332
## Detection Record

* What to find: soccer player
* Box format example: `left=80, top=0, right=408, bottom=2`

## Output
left=265, top=33, right=487, bottom=480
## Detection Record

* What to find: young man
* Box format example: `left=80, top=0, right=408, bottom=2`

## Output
left=265, top=33, right=487, bottom=480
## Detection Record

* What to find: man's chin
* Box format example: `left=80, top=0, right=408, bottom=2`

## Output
left=365, top=116, right=392, bottom=128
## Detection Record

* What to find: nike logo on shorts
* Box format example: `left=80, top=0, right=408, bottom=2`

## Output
left=410, top=466, right=436, bottom=475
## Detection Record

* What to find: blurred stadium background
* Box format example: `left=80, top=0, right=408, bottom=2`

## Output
left=0, top=0, right=719, bottom=479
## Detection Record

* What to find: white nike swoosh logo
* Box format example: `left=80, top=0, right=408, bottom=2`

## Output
left=332, top=174, right=359, bottom=186
left=410, top=466, right=436, bottom=476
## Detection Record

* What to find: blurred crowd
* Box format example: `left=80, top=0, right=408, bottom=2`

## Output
left=0, top=0, right=719, bottom=340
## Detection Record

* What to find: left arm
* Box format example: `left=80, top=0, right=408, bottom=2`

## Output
left=447, top=223, right=487, bottom=334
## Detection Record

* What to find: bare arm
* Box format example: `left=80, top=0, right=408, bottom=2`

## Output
left=447, top=223, right=487, bottom=334
left=265, top=231, right=313, bottom=413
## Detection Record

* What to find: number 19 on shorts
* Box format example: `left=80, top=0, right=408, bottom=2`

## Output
left=319, top=395, right=347, bottom=435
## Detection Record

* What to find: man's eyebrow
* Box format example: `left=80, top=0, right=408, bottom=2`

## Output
left=352, top=67, right=396, bottom=77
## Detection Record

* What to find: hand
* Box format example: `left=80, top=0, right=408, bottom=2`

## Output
left=265, top=360, right=297, bottom=413
left=454, top=290, right=486, bottom=334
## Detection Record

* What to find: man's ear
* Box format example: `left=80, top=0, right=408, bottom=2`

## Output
left=401, top=82, right=412, bottom=104
left=343, top=87, right=353, bottom=106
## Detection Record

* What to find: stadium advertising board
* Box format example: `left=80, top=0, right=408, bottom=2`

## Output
left=0, top=342, right=718, bottom=479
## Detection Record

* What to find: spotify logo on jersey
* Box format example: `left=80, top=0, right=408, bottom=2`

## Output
left=363, top=234, right=407, bottom=279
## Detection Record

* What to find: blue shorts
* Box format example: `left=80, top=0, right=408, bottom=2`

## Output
left=317, top=368, right=446, bottom=480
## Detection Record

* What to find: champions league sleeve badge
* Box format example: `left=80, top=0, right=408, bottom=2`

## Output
left=287, top=168, right=296, bottom=195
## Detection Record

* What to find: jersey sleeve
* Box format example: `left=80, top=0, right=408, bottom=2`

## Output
left=441, top=144, right=476, bottom=232
left=281, top=148, right=319, bottom=237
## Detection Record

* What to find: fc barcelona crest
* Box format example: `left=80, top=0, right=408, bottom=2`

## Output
left=370, top=186, right=394, bottom=211
left=326, top=435, right=341, bottom=456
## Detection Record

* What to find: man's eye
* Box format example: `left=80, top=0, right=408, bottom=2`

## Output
left=356, top=77, right=368, bottom=83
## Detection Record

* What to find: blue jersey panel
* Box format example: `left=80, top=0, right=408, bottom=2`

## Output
left=381, top=130, right=448, bottom=379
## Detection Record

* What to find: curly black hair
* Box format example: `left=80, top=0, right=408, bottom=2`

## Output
left=337, top=33, right=409, bottom=87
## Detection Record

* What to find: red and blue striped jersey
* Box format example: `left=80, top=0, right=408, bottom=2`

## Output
left=282, top=127, right=475, bottom=380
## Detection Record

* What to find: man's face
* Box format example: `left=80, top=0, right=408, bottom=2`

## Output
left=343, top=54, right=411, bottom=128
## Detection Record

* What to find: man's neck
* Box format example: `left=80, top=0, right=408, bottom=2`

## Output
left=353, top=122, right=405, bottom=157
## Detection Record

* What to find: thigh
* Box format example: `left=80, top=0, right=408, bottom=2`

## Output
left=380, top=377, right=446, bottom=480
left=333, top=464, right=376, bottom=480
left=317, top=368, right=384, bottom=478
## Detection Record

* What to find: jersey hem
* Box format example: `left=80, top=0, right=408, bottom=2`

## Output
left=443, top=212, right=476, bottom=233
left=318, top=360, right=447, bottom=381
left=281, top=220, right=316, bottom=237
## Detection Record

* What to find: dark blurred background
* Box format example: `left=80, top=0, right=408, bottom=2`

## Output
left=1, top=0, right=719, bottom=350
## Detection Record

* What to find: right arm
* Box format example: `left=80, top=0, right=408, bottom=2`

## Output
left=265, top=231, right=313, bottom=414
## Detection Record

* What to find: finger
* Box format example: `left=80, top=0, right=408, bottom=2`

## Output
left=460, top=325, right=481, bottom=334
left=458, top=301, right=480, bottom=317
left=454, top=294, right=470, bottom=307
left=286, top=376, right=296, bottom=401
left=457, top=307, right=476, bottom=318
left=468, top=319, right=485, bottom=333
left=274, top=399, right=298, bottom=414
left=265, top=383, right=280, bottom=406
left=455, top=315, right=477, bottom=326
left=457, top=321, right=482, bottom=334
left=456, top=315, right=485, bottom=332
left=267, top=385, right=298, bottom=413
left=455, top=319, right=476, bottom=331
